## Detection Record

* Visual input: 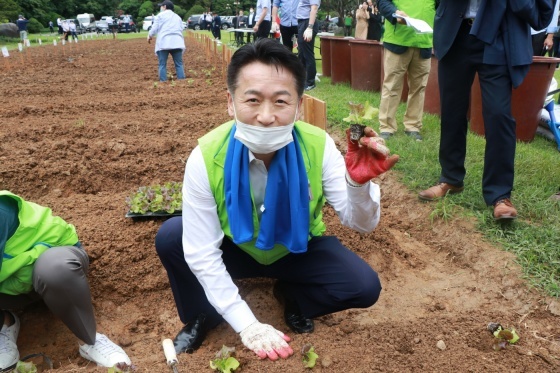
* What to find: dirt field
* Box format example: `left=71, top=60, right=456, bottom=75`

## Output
left=1, top=36, right=559, bottom=372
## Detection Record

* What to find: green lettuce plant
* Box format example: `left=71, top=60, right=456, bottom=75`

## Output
left=126, top=182, right=182, bottom=214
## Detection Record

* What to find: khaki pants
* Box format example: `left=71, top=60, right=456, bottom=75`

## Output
left=379, top=48, right=431, bottom=133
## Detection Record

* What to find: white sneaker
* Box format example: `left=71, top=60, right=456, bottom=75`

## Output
left=79, top=333, right=131, bottom=368
left=0, top=311, right=20, bottom=370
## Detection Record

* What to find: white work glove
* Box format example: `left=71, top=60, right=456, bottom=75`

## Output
left=271, top=21, right=279, bottom=33
left=303, top=28, right=313, bottom=42
left=239, top=321, right=293, bottom=360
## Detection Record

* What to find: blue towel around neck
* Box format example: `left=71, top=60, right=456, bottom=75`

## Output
left=224, top=125, right=310, bottom=254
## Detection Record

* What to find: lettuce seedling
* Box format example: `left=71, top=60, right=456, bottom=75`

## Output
left=487, top=322, right=520, bottom=351
left=15, top=361, right=37, bottom=373
left=126, top=182, right=183, bottom=214
left=343, top=101, right=379, bottom=126
left=210, top=345, right=239, bottom=373
left=301, top=344, right=319, bottom=369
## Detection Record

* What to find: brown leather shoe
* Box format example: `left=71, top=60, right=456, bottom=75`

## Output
left=493, top=198, right=517, bottom=220
left=418, top=182, right=464, bottom=201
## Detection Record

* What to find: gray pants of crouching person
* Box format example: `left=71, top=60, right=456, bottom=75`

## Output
left=0, top=246, right=96, bottom=345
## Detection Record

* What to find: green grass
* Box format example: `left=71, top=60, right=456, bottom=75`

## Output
left=308, top=76, right=560, bottom=297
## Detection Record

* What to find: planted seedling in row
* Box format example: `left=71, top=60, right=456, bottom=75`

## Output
left=209, top=345, right=239, bottom=373
left=487, top=322, right=520, bottom=351
left=301, top=343, right=319, bottom=369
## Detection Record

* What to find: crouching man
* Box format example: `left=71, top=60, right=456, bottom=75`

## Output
left=155, top=38, right=399, bottom=360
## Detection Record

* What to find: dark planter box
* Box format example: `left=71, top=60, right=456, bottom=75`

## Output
left=349, top=39, right=383, bottom=92
left=330, top=37, right=352, bottom=84
left=319, top=36, right=334, bottom=77
left=470, top=56, right=560, bottom=142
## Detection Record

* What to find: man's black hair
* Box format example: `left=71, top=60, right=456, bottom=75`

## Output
left=227, top=38, right=306, bottom=97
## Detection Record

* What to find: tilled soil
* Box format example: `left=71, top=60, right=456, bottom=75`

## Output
left=1, top=35, right=559, bottom=372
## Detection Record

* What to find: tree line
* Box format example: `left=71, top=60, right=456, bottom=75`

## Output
left=0, top=0, right=355, bottom=32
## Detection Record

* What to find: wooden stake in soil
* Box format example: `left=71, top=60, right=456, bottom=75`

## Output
left=1, top=46, right=11, bottom=71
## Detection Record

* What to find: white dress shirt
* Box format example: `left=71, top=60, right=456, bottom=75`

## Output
left=181, top=130, right=381, bottom=333
left=149, top=9, right=185, bottom=54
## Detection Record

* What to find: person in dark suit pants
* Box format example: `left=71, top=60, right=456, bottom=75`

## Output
left=418, top=0, right=555, bottom=221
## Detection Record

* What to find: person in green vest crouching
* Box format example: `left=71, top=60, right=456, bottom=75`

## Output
left=155, top=38, right=400, bottom=361
left=0, top=191, right=132, bottom=371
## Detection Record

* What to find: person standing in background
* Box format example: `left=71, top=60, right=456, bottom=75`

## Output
left=272, top=0, right=299, bottom=52
left=531, top=0, right=560, bottom=56
left=377, top=0, right=435, bottom=141
left=367, top=0, right=383, bottom=41
left=355, top=3, right=369, bottom=40
left=49, top=20, right=54, bottom=34
left=233, top=10, right=247, bottom=46
left=344, top=12, right=353, bottom=36
left=418, top=0, right=554, bottom=221
left=16, top=15, right=29, bottom=41
left=247, top=7, right=256, bottom=43
left=69, top=20, right=78, bottom=41
left=57, top=17, right=62, bottom=35
left=297, top=0, right=320, bottom=91
left=148, top=0, right=186, bottom=82
left=212, top=11, right=222, bottom=41
left=253, top=0, right=272, bottom=40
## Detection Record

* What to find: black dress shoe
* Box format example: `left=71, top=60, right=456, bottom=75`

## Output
left=173, top=313, right=211, bottom=354
left=273, top=282, right=314, bottom=334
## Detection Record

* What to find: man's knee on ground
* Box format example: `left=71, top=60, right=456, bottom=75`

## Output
left=154, top=216, right=182, bottom=257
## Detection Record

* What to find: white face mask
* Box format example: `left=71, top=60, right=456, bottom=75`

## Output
left=232, top=103, right=299, bottom=154
left=160, top=7, right=165, bottom=12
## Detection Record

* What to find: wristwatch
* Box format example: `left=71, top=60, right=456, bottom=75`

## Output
left=307, top=23, right=314, bottom=29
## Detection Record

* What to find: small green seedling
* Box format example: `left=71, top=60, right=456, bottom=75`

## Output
left=487, top=322, right=520, bottom=351
left=187, top=79, right=194, bottom=85
left=210, top=345, right=239, bottom=373
left=126, top=182, right=183, bottom=214
left=343, top=101, right=379, bottom=126
left=153, top=82, right=158, bottom=89
left=15, top=361, right=37, bottom=373
left=301, top=344, right=318, bottom=369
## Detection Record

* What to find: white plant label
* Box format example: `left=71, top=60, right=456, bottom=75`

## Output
left=25, top=39, right=30, bottom=47
left=1, top=47, right=9, bottom=57
left=18, top=43, right=22, bottom=52
left=62, top=40, right=66, bottom=45
left=38, top=39, right=42, bottom=45
left=53, top=39, right=57, bottom=46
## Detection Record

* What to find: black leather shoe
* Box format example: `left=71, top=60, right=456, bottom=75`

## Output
left=273, top=282, right=314, bottom=334
left=173, top=313, right=211, bottom=354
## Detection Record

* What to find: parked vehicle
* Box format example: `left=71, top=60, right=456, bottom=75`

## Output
left=143, top=16, right=154, bottom=31
left=118, top=15, right=137, bottom=33
left=95, top=20, right=109, bottom=33
left=187, top=14, right=202, bottom=30
left=220, top=16, right=234, bottom=30
left=77, top=13, right=96, bottom=32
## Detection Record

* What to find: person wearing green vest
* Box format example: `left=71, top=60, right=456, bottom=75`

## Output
left=155, top=38, right=399, bottom=361
left=0, top=191, right=132, bottom=370
left=344, top=12, right=353, bottom=36
left=377, top=0, right=436, bottom=141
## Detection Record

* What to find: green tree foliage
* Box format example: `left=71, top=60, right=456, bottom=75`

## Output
left=174, top=5, right=186, bottom=19
left=118, top=0, right=141, bottom=16
left=138, top=1, right=155, bottom=19
left=186, top=4, right=204, bottom=18
left=0, top=0, right=21, bottom=23
left=27, top=17, right=44, bottom=32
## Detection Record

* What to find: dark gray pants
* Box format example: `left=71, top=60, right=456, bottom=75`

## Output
left=0, top=246, right=96, bottom=344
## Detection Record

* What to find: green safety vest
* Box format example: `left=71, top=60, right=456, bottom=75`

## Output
left=199, top=121, right=327, bottom=265
left=383, top=0, right=435, bottom=49
left=0, top=191, right=79, bottom=295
